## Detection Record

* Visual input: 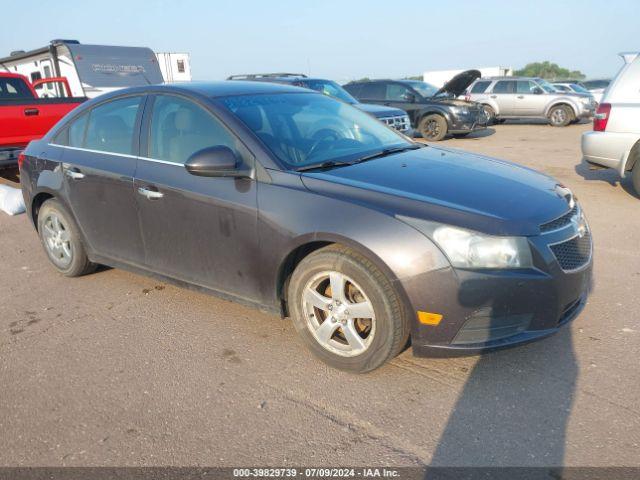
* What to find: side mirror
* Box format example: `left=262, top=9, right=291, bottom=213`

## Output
left=533, top=87, right=543, bottom=95
left=185, top=145, right=246, bottom=177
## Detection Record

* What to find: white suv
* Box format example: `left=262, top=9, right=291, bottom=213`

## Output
left=582, top=52, right=640, bottom=195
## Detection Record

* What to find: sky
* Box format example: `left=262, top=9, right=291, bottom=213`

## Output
left=0, top=0, right=635, bottom=82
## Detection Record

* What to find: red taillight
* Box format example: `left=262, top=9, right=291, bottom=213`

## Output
left=593, top=103, right=611, bottom=131
left=18, top=152, right=26, bottom=169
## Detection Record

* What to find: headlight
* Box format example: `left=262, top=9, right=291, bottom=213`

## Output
left=452, top=106, right=470, bottom=115
left=397, top=217, right=533, bottom=269
left=580, top=97, right=590, bottom=105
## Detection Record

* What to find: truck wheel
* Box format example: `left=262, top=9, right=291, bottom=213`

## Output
left=37, top=199, right=96, bottom=277
left=548, top=105, right=572, bottom=127
left=419, top=114, right=448, bottom=141
left=632, top=160, right=640, bottom=196
left=287, top=245, right=410, bottom=373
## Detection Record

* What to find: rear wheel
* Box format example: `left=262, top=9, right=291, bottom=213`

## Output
left=418, top=114, right=448, bottom=141
left=38, top=199, right=96, bottom=277
left=288, top=245, right=409, bottom=373
left=548, top=105, right=573, bottom=127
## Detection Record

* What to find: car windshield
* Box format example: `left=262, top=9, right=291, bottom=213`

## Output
left=570, top=83, right=590, bottom=94
left=221, top=93, right=411, bottom=169
left=403, top=81, right=439, bottom=98
left=300, top=80, right=358, bottom=104
left=537, top=79, right=558, bottom=93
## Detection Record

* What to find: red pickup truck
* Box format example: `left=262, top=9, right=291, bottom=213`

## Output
left=1, top=72, right=85, bottom=167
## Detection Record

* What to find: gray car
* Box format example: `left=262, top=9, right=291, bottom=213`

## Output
left=467, top=76, right=596, bottom=126
left=19, top=81, right=592, bottom=373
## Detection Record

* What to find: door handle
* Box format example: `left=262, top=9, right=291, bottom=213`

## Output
left=517, top=95, right=524, bottom=99
left=138, top=186, right=164, bottom=200
left=490, top=95, right=497, bottom=99
left=65, top=168, right=85, bottom=180
left=24, top=108, right=39, bottom=116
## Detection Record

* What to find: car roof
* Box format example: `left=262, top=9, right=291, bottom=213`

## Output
left=172, top=81, right=308, bottom=97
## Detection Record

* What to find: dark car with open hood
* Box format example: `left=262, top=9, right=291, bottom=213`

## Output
left=19, top=81, right=592, bottom=373
left=344, top=70, right=488, bottom=141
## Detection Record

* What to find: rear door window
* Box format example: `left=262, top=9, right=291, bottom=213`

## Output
left=84, top=96, right=142, bottom=155
left=492, top=80, right=516, bottom=94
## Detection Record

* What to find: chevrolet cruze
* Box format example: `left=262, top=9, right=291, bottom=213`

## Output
left=19, top=82, right=593, bottom=372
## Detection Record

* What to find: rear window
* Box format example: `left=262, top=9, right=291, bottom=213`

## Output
left=0, top=77, right=33, bottom=99
left=470, top=80, right=491, bottom=94
left=492, top=80, right=516, bottom=94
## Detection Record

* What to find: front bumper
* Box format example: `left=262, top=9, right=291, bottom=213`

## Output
left=449, top=111, right=488, bottom=134
left=403, top=219, right=593, bottom=356
left=577, top=103, right=596, bottom=119
left=0, top=148, right=22, bottom=168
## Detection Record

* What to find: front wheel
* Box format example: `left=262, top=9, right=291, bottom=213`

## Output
left=418, top=114, right=448, bottom=141
left=38, top=199, right=96, bottom=277
left=548, top=105, right=573, bottom=127
left=288, top=245, right=410, bottom=373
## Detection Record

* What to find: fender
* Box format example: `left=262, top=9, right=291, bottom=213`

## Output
left=416, top=105, right=454, bottom=125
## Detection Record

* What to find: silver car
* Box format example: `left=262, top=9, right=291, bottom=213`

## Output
left=467, top=76, right=596, bottom=126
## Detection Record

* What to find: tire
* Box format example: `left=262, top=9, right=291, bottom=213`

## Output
left=548, top=105, right=573, bottom=127
left=37, top=199, right=96, bottom=277
left=482, top=105, right=496, bottom=124
left=632, top=160, right=640, bottom=196
left=287, top=245, right=410, bottom=373
left=418, top=114, right=448, bottom=141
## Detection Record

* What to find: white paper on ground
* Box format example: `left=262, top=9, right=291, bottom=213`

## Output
left=0, top=185, right=26, bottom=215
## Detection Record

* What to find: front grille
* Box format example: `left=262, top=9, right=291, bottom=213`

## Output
left=540, top=205, right=578, bottom=232
left=549, top=231, right=592, bottom=271
left=379, top=115, right=411, bottom=132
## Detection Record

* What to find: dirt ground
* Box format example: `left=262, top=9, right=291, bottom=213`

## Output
left=1, top=121, right=639, bottom=467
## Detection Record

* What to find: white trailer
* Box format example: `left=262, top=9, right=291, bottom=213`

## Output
left=424, top=66, right=513, bottom=88
left=0, top=40, right=166, bottom=98
left=156, top=52, right=192, bottom=82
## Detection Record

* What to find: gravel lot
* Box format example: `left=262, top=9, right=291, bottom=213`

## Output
left=1, top=122, right=639, bottom=467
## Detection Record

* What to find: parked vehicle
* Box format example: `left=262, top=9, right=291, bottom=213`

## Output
left=0, top=39, right=165, bottom=99
left=344, top=71, right=487, bottom=141
left=0, top=72, right=85, bottom=167
left=228, top=73, right=411, bottom=133
left=582, top=79, right=611, bottom=104
left=582, top=53, right=640, bottom=195
left=552, top=82, right=595, bottom=100
left=20, top=82, right=592, bottom=372
left=467, top=76, right=596, bottom=126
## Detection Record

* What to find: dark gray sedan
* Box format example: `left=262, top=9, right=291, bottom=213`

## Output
left=19, top=81, right=592, bottom=372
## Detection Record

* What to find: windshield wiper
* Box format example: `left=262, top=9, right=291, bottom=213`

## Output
left=296, top=144, right=424, bottom=172
left=352, top=143, right=423, bottom=164
left=296, top=160, right=355, bottom=172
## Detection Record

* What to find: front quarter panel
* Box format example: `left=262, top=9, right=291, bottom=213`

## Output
left=257, top=169, right=453, bottom=338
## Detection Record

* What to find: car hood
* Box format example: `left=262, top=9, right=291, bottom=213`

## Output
left=354, top=102, right=407, bottom=118
left=434, top=70, right=481, bottom=98
left=299, top=146, right=572, bottom=236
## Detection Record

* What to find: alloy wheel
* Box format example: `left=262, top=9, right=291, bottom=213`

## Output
left=302, top=271, right=376, bottom=357
left=42, top=213, right=73, bottom=268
